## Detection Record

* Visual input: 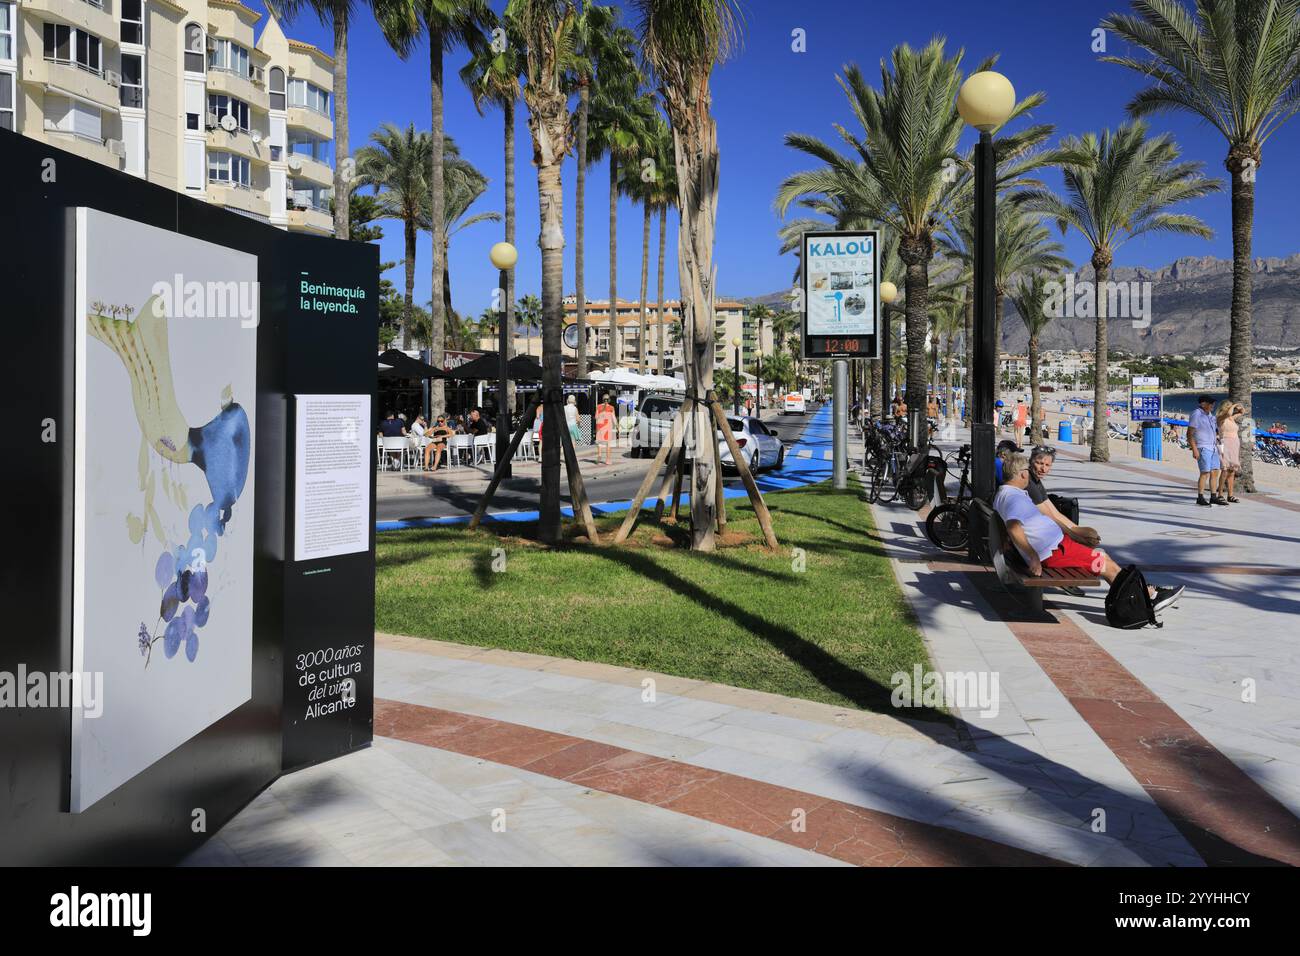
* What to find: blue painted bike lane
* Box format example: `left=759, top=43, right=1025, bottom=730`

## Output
left=376, top=404, right=838, bottom=532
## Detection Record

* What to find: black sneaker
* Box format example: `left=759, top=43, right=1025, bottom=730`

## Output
left=1195, top=496, right=1212, bottom=506
left=1152, top=585, right=1185, bottom=613
left=1060, top=585, right=1086, bottom=597
left=1210, top=495, right=1229, bottom=506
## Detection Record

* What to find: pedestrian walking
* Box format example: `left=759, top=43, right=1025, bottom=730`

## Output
left=594, top=394, right=616, bottom=465
left=1216, top=401, right=1245, bottom=503
left=1189, top=394, right=1226, bottom=506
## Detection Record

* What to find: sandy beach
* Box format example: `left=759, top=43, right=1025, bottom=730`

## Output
left=1024, top=391, right=1300, bottom=494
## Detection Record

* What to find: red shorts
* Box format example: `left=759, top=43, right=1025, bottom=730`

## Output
left=1043, top=536, right=1102, bottom=571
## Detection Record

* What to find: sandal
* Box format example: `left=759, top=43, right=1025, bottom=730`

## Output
left=1227, top=496, right=1241, bottom=503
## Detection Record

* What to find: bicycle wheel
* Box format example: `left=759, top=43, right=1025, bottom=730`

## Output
left=863, top=462, right=885, bottom=503
left=876, top=455, right=900, bottom=503
left=925, top=503, right=969, bottom=552
left=902, top=478, right=930, bottom=511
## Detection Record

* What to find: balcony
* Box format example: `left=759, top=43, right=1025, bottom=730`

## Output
left=285, top=106, right=331, bottom=140
left=286, top=204, right=333, bottom=235
left=207, top=127, right=271, bottom=164
left=23, top=0, right=116, bottom=41
left=38, top=126, right=122, bottom=168
left=285, top=153, right=332, bottom=187
left=207, top=181, right=269, bottom=218
left=205, top=69, right=267, bottom=111
left=23, top=56, right=120, bottom=113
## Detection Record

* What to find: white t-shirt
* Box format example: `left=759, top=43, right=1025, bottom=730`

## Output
left=993, top=484, right=1063, bottom=562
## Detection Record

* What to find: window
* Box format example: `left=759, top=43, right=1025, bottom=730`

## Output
left=47, top=95, right=102, bottom=141
left=120, top=0, right=143, bottom=45
left=208, top=152, right=250, bottom=187
left=43, top=24, right=101, bottom=76
left=209, top=39, right=250, bottom=77
left=288, top=78, right=329, bottom=115
left=207, top=93, right=249, bottom=131
left=0, top=3, right=14, bottom=62
left=120, top=53, right=143, bottom=109
left=0, top=72, right=12, bottom=131
left=184, top=24, right=204, bottom=73
left=268, top=67, right=285, bottom=110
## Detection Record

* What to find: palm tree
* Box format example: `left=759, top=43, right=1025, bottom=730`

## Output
left=938, top=204, right=1069, bottom=375
left=778, top=44, right=1065, bottom=418
left=269, top=1, right=419, bottom=239
left=423, top=147, right=501, bottom=331
left=641, top=114, right=678, bottom=375
left=1101, top=0, right=1300, bottom=491
left=354, top=122, right=431, bottom=350
left=570, top=3, right=617, bottom=378
left=1007, top=272, right=1054, bottom=444
left=515, top=293, right=543, bottom=357
left=1022, top=122, right=1218, bottom=461
left=509, top=0, right=584, bottom=543
left=588, top=25, right=652, bottom=368
left=635, top=0, right=741, bottom=551
left=747, top=303, right=773, bottom=408
left=401, top=0, right=491, bottom=416
left=460, top=11, right=522, bottom=349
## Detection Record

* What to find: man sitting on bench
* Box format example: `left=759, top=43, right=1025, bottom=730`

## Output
left=993, top=453, right=1184, bottom=612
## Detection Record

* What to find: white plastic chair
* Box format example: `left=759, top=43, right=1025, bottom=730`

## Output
left=380, top=436, right=408, bottom=471
left=473, top=433, right=496, bottom=466
left=446, top=434, right=473, bottom=469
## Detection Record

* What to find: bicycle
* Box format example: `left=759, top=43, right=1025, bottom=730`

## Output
left=924, top=444, right=974, bottom=552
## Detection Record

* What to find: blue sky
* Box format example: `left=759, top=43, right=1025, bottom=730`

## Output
left=252, top=0, right=1300, bottom=315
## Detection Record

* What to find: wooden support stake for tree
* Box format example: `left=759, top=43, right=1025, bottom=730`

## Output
left=708, top=396, right=778, bottom=549
left=469, top=398, right=541, bottom=531
left=557, top=411, right=601, bottom=544
left=653, top=440, right=685, bottom=520
left=613, top=398, right=693, bottom=544
left=670, top=442, right=687, bottom=522
left=714, top=427, right=727, bottom=533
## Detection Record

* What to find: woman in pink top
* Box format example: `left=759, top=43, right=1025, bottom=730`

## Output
left=594, top=394, right=616, bottom=465
left=1216, top=401, right=1245, bottom=502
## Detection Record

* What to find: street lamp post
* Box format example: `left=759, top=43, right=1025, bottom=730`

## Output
left=958, top=70, right=1015, bottom=558
left=732, top=336, right=743, bottom=415
left=490, top=241, right=518, bottom=479
left=879, top=281, right=898, bottom=422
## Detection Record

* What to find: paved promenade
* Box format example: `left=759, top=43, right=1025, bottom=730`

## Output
left=186, top=420, right=1299, bottom=867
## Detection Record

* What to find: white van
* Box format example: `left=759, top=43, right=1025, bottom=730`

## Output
left=783, top=392, right=807, bottom=415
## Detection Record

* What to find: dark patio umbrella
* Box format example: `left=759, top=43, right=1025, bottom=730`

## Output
left=444, top=352, right=545, bottom=381
left=378, top=349, right=448, bottom=379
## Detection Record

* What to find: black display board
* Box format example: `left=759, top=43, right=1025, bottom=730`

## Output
left=0, top=129, right=377, bottom=865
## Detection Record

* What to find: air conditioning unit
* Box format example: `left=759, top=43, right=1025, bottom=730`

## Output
left=206, top=37, right=217, bottom=52
left=106, top=139, right=127, bottom=158
left=286, top=157, right=303, bottom=173
left=251, top=66, right=264, bottom=85
left=205, top=111, right=220, bottom=129
left=105, top=70, right=120, bottom=88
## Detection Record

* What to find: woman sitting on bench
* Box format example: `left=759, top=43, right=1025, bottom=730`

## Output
left=993, top=453, right=1184, bottom=612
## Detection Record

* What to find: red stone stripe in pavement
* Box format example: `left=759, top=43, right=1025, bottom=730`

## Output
left=936, top=564, right=1300, bottom=867
left=374, top=698, right=1065, bottom=867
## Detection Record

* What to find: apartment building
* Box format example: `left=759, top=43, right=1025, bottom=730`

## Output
left=547, top=297, right=771, bottom=372
left=5, top=0, right=334, bottom=235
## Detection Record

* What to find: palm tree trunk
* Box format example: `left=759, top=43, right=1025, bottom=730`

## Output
left=1028, top=333, right=1041, bottom=445
left=638, top=200, right=650, bottom=373
left=575, top=85, right=588, bottom=377
left=428, top=33, right=447, bottom=417
left=332, top=14, right=349, bottom=240
left=1228, top=153, right=1256, bottom=492
left=899, top=237, right=931, bottom=414
left=870, top=357, right=882, bottom=419
left=944, top=330, right=954, bottom=423
left=537, top=157, right=565, bottom=543
left=1092, top=255, right=1111, bottom=462
left=608, top=152, right=619, bottom=367
left=504, top=99, right=517, bottom=417
left=962, top=283, right=973, bottom=423
left=442, top=238, right=452, bottom=337
left=656, top=205, right=666, bottom=375
left=402, top=218, right=415, bottom=350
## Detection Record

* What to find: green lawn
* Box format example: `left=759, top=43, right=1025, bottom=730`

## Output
left=375, top=479, right=938, bottom=716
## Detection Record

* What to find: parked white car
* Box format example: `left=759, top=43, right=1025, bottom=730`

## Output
left=632, top=396, right=785, bottom=472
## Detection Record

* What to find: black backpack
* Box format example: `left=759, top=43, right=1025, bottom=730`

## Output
left=1105, top=565, right=1161, bottom=629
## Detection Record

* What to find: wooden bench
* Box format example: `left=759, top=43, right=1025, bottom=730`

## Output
left=971, top=499, right=1100, bottom=614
